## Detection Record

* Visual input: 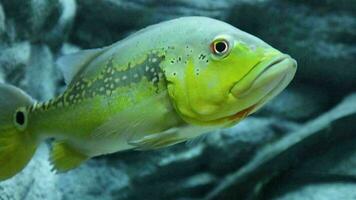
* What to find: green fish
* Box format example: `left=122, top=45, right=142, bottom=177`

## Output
left=0, top=17, right=297, bottom=180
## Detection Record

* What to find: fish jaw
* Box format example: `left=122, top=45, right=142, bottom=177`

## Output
left=230, top=54, right=297, bottom=99
left=226, top=54, right=297, bottom=123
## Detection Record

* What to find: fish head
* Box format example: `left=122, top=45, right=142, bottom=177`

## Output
left=164, top=18, right=297, bottom=126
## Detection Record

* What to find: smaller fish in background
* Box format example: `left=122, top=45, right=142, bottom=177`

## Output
left=0, top=16, right=297, bottom=181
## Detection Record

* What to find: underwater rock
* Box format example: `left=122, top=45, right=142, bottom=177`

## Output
left=42, top=0, right=77, bottom=49
left=0, top=42, right=60, bottom=101
left=0, top=0, right=75, bottom=49
left=0, top=42, right=31, bottom=84
left=1, top=0, right=59, bottom=40
left=271, top=183, right=356, bottom=200
left=258, top=84, right=331, bottom=121
left=205, top=93, right=356, bottom=200
left=24, top=44, right=57, bottom=101
left=0, top=0, right=75, bottom=98
left=0, top=70, right=4, bottom=83
left=0, top=3, right=5, bottom=36
left=261, top=96, right=356, bottom=200
left=0, top=0, right=355, bottom=199
left=71, top=0, right=237, bottom=48
left=203, top=117, right=299, bottom=175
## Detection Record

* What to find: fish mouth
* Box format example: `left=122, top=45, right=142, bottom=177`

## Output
left=231, top=54, right=296, bottom=98
left=224, top=54, right=297, bottom=122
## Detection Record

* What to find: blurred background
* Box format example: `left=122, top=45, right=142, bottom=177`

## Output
left=0, top=0, right=355, bottom=199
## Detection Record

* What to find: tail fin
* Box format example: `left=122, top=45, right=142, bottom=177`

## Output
left=0, top=83, right=38, bottom=181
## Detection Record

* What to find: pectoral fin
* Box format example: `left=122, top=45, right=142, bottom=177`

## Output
left=127, top=125, right=216, bottom=150
left=50, top=141, right=88, bottom=173
left=128, top=128, right=186, bottom=150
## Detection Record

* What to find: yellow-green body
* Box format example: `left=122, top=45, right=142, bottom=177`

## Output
left=0, top=17, right=297, bottom=180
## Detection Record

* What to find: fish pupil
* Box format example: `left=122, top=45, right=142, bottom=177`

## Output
left=215, top=41, right=227, bottom=53
left=15, top=111, right=25, bottom=125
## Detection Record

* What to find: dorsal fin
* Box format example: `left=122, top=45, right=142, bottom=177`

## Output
left=57, top=48, right=105, bottom=84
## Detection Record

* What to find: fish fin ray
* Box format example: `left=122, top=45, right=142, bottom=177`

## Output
left=128, top=128, right=186, bottom=150
left=50, top=141, right=88, bottom=173
left=129, top=125, right=214, bottom=150
left=186, top=133, right=208, bottom=146
left=57, top=48, right=106, bottom=85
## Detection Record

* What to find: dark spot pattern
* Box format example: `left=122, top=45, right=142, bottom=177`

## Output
left=195, top=68, right=200, bottom=76
left=198, top=53, right=209, bottom=63
left=30, top=52, right=166, bottom=112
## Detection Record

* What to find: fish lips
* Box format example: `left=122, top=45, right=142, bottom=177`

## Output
left=230, top=54, right=297, bottom=100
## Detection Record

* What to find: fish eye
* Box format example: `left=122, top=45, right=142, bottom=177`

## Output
left=14, top=107, right=27, bottom=131
left=210, top=38, right=231, bottom=58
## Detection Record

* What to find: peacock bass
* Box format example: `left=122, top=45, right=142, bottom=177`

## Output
left=0, top=17, right=297, bottom=180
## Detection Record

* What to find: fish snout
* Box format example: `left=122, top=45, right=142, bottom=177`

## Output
left=230, top=54, right=297, bottom=99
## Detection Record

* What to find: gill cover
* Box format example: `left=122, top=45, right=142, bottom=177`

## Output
left=165, top=35, right=280, bottom=125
